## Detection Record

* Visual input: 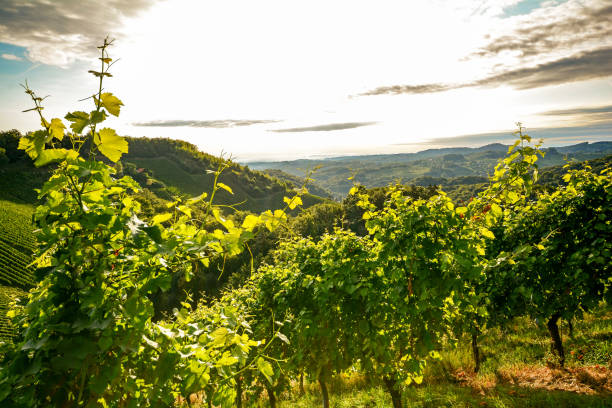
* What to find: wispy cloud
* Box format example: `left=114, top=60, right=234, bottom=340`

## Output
left=358, top=84, right=453, bottom=97
left=0, top=0, right=159, bottom=67
left=133, top=119, right=280, bottom=128
left=539, top=105, right=612, bottom=116
left=359, top=46, right=612, bottom=96
left=394, top=122, right=612, bottom=147
left=269, top=122, right=377, bottom=132
left=471, top=2, right=612, bottom=59
left=473, top=46, right=612, bottom=89
left=1, top=53, right=22, bottom=61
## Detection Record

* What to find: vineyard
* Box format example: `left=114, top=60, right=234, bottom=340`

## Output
left=0, top=200, right=34, bottom=288
left=0, top=40, right=610, bottom=408
left=0, top=286, right=26, bottom=341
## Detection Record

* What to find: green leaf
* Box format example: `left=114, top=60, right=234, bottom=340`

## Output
left=217, top=352, right=238, bottom=366
left=210, top=327, right=229, bottom=347
left=65, top=111, right=90, bottom=134
left=256, top=357, right=274, bottom=384
left=142, top=335, right=159, bottom=349
left=99, top=93, right=124, bottom=117
left=18, top=130, right=47, bottom=159
left=217, top=182, right=233, bottom=195
left=152, top=213, right=172, bottom=225
left=490, top=203, right=502, bottom=218
left=49, top=118, right=65, bottom=141
left=242, top=214, right=259, bottom=230
left=508, top=139, right=520, bottom=154
left=284, top=196, right=303, bottom=210
left=90, top=110, right=107, bottom=125
left=94, top=128, right=128, bottom=162
left=34, top=148, right=77, bottom=167
left=480, top=227, right=495, bottom=240
left=276, top=332, right=290, bottom=344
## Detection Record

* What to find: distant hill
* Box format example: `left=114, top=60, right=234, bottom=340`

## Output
left=262, top=169, right=334, bottom=199
left=122, top=138, right=328, bottom=213
left=0, top=132, right=328, bottom=213
left=247, top=142, right=612, bottom=197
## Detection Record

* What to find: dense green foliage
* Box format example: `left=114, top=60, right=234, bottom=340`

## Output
left=0, top=40, right=291, bottom=407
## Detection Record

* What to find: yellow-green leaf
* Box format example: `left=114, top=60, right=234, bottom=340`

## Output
left=217, top=182, right=233, bottom=195
left=99, top=93, right=124, bottom=117
left=94, top=128, right=128, bottom=162
left=152, top=213, right=172, bottom=225
left=217, top=351, right=238, bottom=366
left=480, top=227, right=495, bottom=239
left=283, top=196, right=302, bottom=210
left=49, top=118, right=65, bottom=141
left=34, top=148, right=77, bottom=167
left=490, top=203, right=502, bottom=217
left=65, top=111, right=90, bottom=134
left=508, top=139, right=520, bottom=154
left=242, top=214, right=259, bottom=230
left=210, top=327, right=229, bottom=347
left=256, top=357, right=274, bottom=384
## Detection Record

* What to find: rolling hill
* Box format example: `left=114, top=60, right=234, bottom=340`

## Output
left=247, top=141, right=612, bottom=198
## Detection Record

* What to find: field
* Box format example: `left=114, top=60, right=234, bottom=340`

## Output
left=0, top=199, right=34, bottom=288
left=0, top=286, right=27, bottom=341
left=0, top=199, right=34, bottom=341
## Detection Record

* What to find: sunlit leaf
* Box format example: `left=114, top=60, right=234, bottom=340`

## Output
left=94, top=128, right=128, bottom=162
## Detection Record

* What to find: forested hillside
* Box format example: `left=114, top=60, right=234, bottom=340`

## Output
left=249, top=142, right=612, bottom=198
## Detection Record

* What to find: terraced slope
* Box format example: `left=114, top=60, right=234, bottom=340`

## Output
left=0, top=200, right=35, bottom=288
left=0, top=200, right=34, bottom=341
left=0, top=286, right=26, bottom=341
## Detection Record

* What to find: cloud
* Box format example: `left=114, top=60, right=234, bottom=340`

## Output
left=133, top=119, right=280, bottom=128
left=473, top=46, right=612, bottom=89
left=358, top=46, right=612, bottom=96
left=358, top=84, right=453, bottom=97
left=471, top=2, right=612, bottom=59
left=537, top=104, right=612, bottom=124
left=0, top=0, right=159, bottom=67
left=1, top=53, right=22, bottom=61
left=394, top=122, right=612, bottom=147
left=539, top=105, right=612, bottom=116
left=269, top=122, right=377, bottom=132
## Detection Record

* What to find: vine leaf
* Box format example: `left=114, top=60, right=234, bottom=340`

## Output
left=217, top=182, right=233, bottom=195
left=49, top=118, right=65, bottom=141
left=65, top=111, right=90, bottom=134
left=97, top=92, right=124, bottom=117
left=256, top=357, right=274, bottom=384
left=34, top=148, right=78, bottom=167
left=94, top=128, right=128, bottom=162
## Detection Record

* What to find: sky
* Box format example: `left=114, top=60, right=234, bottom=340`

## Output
left=0, top=0, right=611, bottom=161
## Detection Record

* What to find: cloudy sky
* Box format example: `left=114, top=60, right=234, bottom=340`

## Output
left=0, top=0, right=611, bottom=161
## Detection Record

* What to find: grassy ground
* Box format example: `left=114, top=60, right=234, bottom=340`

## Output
left=251, top=306, right=611, bottom=407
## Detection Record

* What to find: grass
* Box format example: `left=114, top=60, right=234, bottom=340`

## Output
left=235, top=306, right=612, bottom=407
